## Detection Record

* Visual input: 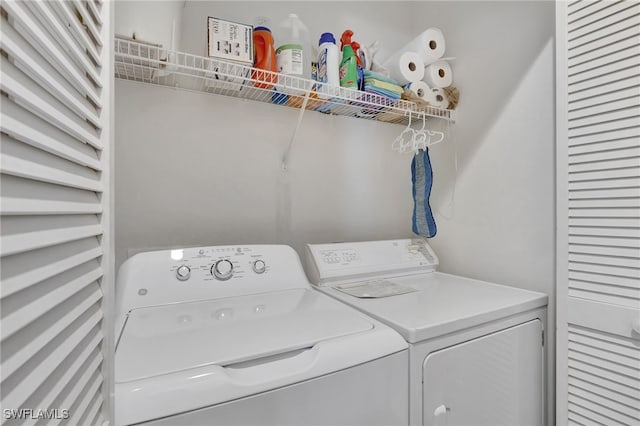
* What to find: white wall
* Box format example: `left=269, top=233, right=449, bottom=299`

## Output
left=114, top=1, right=555, bottom=420
left=411, top=2, right=556, bottom=423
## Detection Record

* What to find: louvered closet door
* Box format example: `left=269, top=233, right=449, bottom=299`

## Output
left=556, top=1, right=640, bottom=425
left=1, top=0, right=113, bottom=425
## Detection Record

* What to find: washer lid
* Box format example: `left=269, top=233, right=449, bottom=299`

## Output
left=115, top=288, right=373, bottom=383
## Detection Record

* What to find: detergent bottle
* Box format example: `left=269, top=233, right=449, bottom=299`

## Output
left=317, top=32, right=340, bottom=96
left=252, top=22, right=278, bottom=89
left=339, top=30, right=358, bottom=89
left=276, top=13, right=311, bottom=79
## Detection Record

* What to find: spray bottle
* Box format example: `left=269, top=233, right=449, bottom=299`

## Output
left=339, top=30, right=358, bottom=89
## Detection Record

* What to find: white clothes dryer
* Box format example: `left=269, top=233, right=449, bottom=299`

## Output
left=114, top=244, right=408, bottom=426
left=305, top=239, right=548, bottom=426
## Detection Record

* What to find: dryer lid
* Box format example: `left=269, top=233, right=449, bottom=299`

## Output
left=115, top=288, right=373, bottom=382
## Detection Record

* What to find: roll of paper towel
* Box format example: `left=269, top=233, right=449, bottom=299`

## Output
left=423, top=60, right=452, bottom=88
left=406, top=81, right=431, bottom=101
left=426, top=87, right=449, bottom=109
left=402, top=28, right=446, bottom=65
left=384, top=51, right=425, bottom=85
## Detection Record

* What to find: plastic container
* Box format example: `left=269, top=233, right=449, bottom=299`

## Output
left=252, top=26, right=278, bottom=89
left=276, top=13, right=311, bottom=80
left=317, top=32, right=340, bottom=95
left=339, top=44, right=358, bottom=89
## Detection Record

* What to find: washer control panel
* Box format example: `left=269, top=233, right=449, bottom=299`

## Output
left=166, top=246, right=270, bottom=283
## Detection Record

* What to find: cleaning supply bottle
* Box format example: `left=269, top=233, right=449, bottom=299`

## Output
left=252, top=23, right=278, bottom=89
left=317, top=32, right=340, bottom=95
left=276, top=13, right=311, bottom=80
left=339, top=30, right=358, bottom=89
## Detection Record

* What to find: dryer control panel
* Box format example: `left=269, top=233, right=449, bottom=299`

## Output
left=305, top=238, right=439, bottom=286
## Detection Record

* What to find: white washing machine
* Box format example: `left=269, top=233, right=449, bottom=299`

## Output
left=114, top=244, right=409, bottom=426
left=305, top=239, right=548, bottom=426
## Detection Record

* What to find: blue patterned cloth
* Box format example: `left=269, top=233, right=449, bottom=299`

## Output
left=412, top=148, right=437, bottom=238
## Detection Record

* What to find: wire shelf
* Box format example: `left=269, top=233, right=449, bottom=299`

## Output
left=114, top=38, right=455, bottom=126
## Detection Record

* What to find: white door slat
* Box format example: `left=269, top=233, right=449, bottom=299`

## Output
left=1, top=314, right=102, bottom=410
left=49, top=1, right=101, bottom=66
left=1, top=286, right=101, bottom=379
left=568, top=176, right=640, bottom=190
left=569, top=388, right=639, bottom=423
left=569, top=252, right=640, bottom=268
left=568, top=63, right=639, bottom=95
left=0, top=215, right=103, bottom=257
left=569, top=159, right=640, bottom=176
left=569, top=329, right=640, bottom=359
left=66, top=373, right=103, bottom=426
left=0, top=261, right=102, bottom=339
left=569, top=188, right=640, bottom=200
left=569, top=225, right=640, bottom=238
left=569, top=104, right=640, bottom=129
left=0, top=238, right=102, bottom=299
left=85, top=0, right=103, bottom=27
left=0, top=99, right=101, bottom=170
left=570, top=323, right=640, bottom=349
left=568, top=344, right=639, bottom=378
left=24, top=0, right=102, bottom=87
left=567, top=0, right=587, bottom=12
left=32, top=343, right=103, bottom=420
left=568, top=137, right=639, bottom=154
left=569, top=241, right=640, bottom=257
left=83, top=394, right=104, bottom=426
left=568, top=0, right=622, bottom=23
left=568, top=401, right=623, bottom=426
left=569, top=367, right=640, bottom=402
left=1, top=135, right=102, bottom=191
left=569, top=36, right=640, bottom=69
left=68, top=0, right=102, bottom=47
left=570, top=380, right=640, bottom=420
left=569, top=0, right=637, bottom=29
left=569, top=7, right=640, bottom=55
left=1, top=143, right=103, bottom=193
left=569, top=234, right=640, bottom=248
left=569, top=95, right=640, bottom=122
left=569, top=288, right=639, bottom=309
left=568, top=76, right=640, bottom=105
left=569, top=278, right=640, bottom=298
left=569, top=8, right=640, bottom=47
left=568, top=124, right=640, bottom=146
left=569, top=166, right=640, bottom=182
left=568, top=145, right=640, bottom=163
left=568, top=261, right=640, bottom=279
left=569, top=357, right=640, bottom=390
left=1, top=175, right=102, bottom=216
left=0, top=20, right=101, bottom=128
left=1, top=60, right=102, bottom=149
left=569, top=83, right=640, bottom=112
left=2, top=1, right=101, bottom=106
left=569, top=43, right=640, bottom=76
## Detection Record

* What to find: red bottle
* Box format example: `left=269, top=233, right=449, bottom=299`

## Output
left=252, top=26, right=278, bottom=89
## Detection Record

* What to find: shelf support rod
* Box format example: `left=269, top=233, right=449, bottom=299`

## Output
left=282, top=88, right=312, bottom=172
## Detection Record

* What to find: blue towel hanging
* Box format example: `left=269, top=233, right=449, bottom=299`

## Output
left=412, top=148, right=437, bottom=238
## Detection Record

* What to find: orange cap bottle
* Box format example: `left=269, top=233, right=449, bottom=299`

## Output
left=252, top=26, right=278, bottom=89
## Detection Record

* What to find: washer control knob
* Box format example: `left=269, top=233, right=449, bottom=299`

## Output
left=253, top=259, right=266, bottom=274
left=212, top=259, right=234, bottom=281
left=176, top=265, right=191, bottom=281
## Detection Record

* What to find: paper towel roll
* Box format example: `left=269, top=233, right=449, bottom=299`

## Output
left=383, top=51, right=425, bottom=85
left=402, top=28, right=446, bottom=65
left=423, top=60, right=452, bottom=88
left=406, top=81, right=431, bottom=101
left=426, top=87, right=449, bottom=109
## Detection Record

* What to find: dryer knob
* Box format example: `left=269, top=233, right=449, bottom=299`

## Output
left=253, top=259, right=266, bottom=274
left=212, top=259, right=234, bottom=281
left=176, top=265, right=191, bottom=281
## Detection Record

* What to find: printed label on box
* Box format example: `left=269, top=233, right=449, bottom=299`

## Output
left=207, top=17, right=253, bottom=64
